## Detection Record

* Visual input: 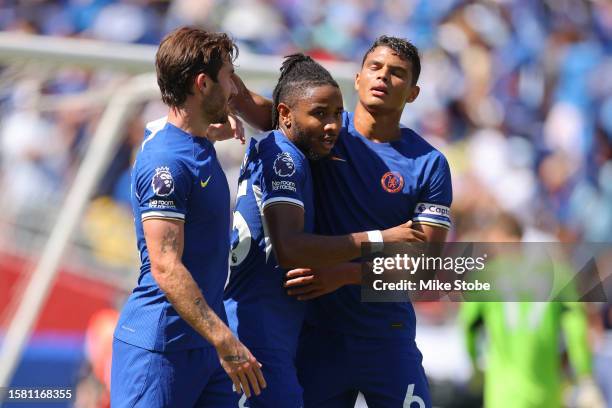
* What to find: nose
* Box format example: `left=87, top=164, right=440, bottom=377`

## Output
left=324, top=118, right=340, bottom=135
left=376, top=66, right=390, bottom=82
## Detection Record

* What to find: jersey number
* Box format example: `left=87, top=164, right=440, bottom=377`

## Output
left=503, top=303, right=547, bottom=331
left=230, top=211, right=251, bottom=267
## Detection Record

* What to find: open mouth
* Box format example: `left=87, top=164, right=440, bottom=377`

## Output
left=321, top=136, right=337, bottom=149
left=370, top=85, right=388, bottom=97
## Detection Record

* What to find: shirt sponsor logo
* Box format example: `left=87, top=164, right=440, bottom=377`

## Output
left=273, top=152, right=296, bottom=177
left=151, top=166, right=174, bottom=197
left=272, top=180, right=297, bottom=192
left=381, top=171, right=404, bottom=193
left=149, top=199, right=176, bottom=209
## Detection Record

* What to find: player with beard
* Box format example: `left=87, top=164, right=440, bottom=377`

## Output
left=224, top=53, right=424, bottom=407
left=287, top=36, right=452, bottom=408
left=231, top=36, right=452, bottom=408
left=111, top=27, right=265, bottom=408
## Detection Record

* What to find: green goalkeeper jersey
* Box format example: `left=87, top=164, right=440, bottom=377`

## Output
left=461, top=301, right=592, bottom=408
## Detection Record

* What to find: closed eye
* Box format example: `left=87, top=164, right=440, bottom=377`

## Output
left=391, top=68, right=407, bottom=78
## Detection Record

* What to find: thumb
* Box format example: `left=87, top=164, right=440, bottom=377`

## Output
left=406, top=220, right=413, bottom=227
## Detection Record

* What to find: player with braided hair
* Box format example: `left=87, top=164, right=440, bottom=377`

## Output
left=270, top=54, right=338, bottom=131
left=227, top=35, right=452, bottom=408
left=224, top=53, right=423, bottom=407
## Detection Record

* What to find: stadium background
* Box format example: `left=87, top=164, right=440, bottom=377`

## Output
left=0, top=0, right=611, bottom=407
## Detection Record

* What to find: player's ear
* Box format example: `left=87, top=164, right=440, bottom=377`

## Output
left=354, top=73, right=360, bottom=92
left=277, top=102, right=292, bottom=128
left=406, top=85, right=420, bottom=103
left=195, top=73, right=209, bottom=94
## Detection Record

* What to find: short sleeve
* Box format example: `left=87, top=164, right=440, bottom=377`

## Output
left=412, top=153, right=453, bottom=229
left=259, top=148, right=307, bottom=210
left=135, top=153, right=192, bottom=222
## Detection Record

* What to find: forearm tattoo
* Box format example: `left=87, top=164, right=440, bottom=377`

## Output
left=194, top=297, right=243, bottom=364
left=194, top=297, right=248, bottom=363
left=161, top=227, right=179, bottom=254
left=194, top=297, right=214, bottom=329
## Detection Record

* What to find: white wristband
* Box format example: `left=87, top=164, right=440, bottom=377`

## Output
left=366, top=230, right=384, bottom=252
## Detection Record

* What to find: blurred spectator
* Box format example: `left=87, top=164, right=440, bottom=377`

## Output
left=0, top=1, right=610, bottom=407
left=0, top=0, right=608, bottom=245
left=0, top=79, right=70, bottom=217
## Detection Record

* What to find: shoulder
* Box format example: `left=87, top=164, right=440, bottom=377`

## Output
left=248, top=130, right=277, bottom=153
left=252, top=130, right=299, bottom=154
left=244, top=130, right=278, bottom=166
left=145, top=116, right=168, bottom=135
left=400, top=127, right=449, bottom=165
left=255, top=131, right=305, bottom=163
left=137, top=120, right=194, bottom=174
left=141, top=116, right=169, bottom=151
left=141, top=118, right=194, bottom=152
left=399, top=127, right=437, bottom=155
left=136, top=148, right=192, bottom=177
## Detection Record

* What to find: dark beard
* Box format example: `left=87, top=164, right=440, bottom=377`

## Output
left=305, top=150, right=323, bottom=161
left=202, top=84, right=229, bottom=124
left=209, top=111, right=228, bottom=124
left=291, top=123, right=329, bottom=161
left=205, top=104, right=228, bottom=124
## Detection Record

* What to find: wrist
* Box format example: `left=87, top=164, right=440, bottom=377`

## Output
left=209, top=325, right=233, bottom=349
left=367, top=230, right=384, bottom=252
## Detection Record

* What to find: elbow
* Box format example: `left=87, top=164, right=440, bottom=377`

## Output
left=150, top=261, right=174, bottom=287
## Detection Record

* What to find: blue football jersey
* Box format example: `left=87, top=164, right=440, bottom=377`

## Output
left=224, top=130, right=314, bottom=354
left=114, top=118, right=231, bottom=351
left=306, top=111, right=453, bottom=339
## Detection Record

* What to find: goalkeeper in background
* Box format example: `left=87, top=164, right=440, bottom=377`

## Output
left=460, top=213, right=605, bottom=408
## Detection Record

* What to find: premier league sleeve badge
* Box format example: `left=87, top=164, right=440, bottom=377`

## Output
left=151, top=166, right=175, bottom=197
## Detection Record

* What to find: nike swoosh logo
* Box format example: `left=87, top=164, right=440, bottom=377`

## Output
left=200, top=176, right=211, bottom=188
left=330, top=156, right=346, bottom=162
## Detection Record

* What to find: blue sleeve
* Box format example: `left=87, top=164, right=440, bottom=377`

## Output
left=412, top=153, right=453, bottom=230
left=259, top=147, right=307, bottom=210
left=135, top=152, right=193, bottom=222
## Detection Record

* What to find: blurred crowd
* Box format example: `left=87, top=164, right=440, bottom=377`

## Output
left=0, top=0, right=610, bottom=243
left=1, top=0, right=611, bottom=407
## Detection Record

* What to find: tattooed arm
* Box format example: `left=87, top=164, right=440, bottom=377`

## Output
left=143, top=218, right=266, bottom=397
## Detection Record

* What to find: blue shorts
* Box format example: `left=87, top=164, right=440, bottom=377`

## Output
left=239, top=348, right=303, bottom=408
left=110, top=338, right=238, bottom=408
left=296, top=324, right=431, bottom=408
